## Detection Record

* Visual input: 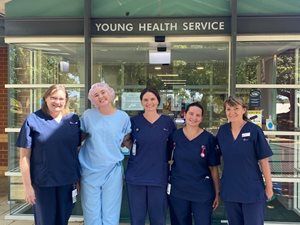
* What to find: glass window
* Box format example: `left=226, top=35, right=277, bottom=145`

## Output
left=7, top=42, right=85, bottom=215
left=235, top=88, right=298, bottom=132
left=8, top=43, right=85, bottom=128
left=9, top=43, right=84, bottom=84
left=236, top=40, right=300, bottom=223
left=265, top=135, right=300, bottom=222
left=266, top=182, right=300, bottom=222
left=236, top=41, right=300, bottom=132
left=237, top=42, right=300, bottom=85
left=92, top=40, right=229, bottom=132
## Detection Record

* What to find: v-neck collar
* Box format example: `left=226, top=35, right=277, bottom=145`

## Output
left=39, top=109, right=64, bottom=124
left=229, top=121, right=248, bottom=142
left=142, top=114, right=161, bottom=125
left=181, top=128, right=205, bottom=142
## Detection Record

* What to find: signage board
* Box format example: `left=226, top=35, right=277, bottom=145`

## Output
left=91, top=17, right=230, bottom=35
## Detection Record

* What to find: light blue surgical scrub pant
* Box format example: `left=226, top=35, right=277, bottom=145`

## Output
left=81, top=162, right=123, bottom=225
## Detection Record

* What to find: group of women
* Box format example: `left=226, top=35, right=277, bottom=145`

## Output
left=17, top=83, right=273, bottom=225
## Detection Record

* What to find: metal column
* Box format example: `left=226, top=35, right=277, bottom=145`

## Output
left=84, top=0, right=91, bottom=109
left=230, top=0, right=237, bottom=96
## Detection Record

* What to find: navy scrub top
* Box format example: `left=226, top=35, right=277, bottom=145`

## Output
left=17, top=109, right=81, bottom=187
left=125, top=114, right=176, bottom=187
left=216, top=121, right=273, bottom=203
left=170, top=129, right=220, bottom=202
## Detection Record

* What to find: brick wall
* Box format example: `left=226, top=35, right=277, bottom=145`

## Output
left=0, top=46, right=8, bottom=175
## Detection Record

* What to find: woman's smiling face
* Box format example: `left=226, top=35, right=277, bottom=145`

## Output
left=45, top=89, right=66, bottom=115
left=141, top=92, right=159, bottom=112
left=92, top=88, right=112, bottom=107
left=225, top=103, right=246, bottom=123
left=184, top=106, right=203, bottom=127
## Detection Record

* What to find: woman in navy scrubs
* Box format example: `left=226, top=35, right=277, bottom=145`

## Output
left=125, top=88, right=176, bottom=225
left=216, top=96, right=273, bottom=225
left=169, top=102, right=220, bottom=225
left=17, top=84, right=81, bottom=225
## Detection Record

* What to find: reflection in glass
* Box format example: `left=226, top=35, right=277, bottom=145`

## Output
left=266, top=182, right=300, bottom=223
left=220, top=40, right=300, bottom=223
left=92, top=42, right=229, bottom=132
left=9, top=44, right=84, bottom=84
left=236, top=88, right=298, bottom=132
left=8, top=43, right=85, bottom=128
left=237, top=42, right=300, bottom=85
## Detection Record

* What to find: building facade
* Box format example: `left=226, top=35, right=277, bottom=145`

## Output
left=2, top=0, right=300, bottom=224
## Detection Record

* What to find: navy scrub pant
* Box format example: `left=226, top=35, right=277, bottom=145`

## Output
left=224, top=201, right=266, bottom=225
left=33, top=184, right=74, bottom=225
left=169, top=195, right=213, bottom=225
left=127, top=184, right=167, bottom=225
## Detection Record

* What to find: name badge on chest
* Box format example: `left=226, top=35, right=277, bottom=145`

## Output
left=242, top=132, right=250, bottom=138
left=241, top=132, right=250, bottom=141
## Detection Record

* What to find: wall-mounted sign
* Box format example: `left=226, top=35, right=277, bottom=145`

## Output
left=249, top=89, right=261, bottom=108
left=92, top=17, right=230, bottom=35
left=121, top=92, right=143, bottom=111
left=266, top=115, right=276, bottom=130
left=5, top=16, right=300, bottom=36
left=247, top=110, right=263, bottom=127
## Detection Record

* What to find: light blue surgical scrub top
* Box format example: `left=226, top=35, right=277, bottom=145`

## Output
left=79, top=108, right=131, bottom=181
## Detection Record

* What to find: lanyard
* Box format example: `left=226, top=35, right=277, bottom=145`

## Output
left=168, top=142, right=176, bottom=182
left=167, top=142, right=176, bottom=195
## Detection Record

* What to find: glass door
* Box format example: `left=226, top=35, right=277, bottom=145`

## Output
left=92, top=36, right=230, bottom=223
left=92, top=37, right=230, bottom=132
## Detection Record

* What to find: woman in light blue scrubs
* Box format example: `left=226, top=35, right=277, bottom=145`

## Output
left=17, top=84, right=81, bottom=225
left=169, top=102, right=220, bottom=225
left=216, top=96, right=273, bottom=225
left=125, top=88, right=176, bottom=225
left=79, top=83, right=131, bottom=225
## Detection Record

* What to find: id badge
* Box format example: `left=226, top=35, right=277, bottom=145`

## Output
left=132, top=140, right=137, bottom=156
left=167, top=183, right=171, bottom=195
left=72, top=185, right=78, bottom=204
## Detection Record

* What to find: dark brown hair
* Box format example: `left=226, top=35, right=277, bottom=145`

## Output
left=186, top=102, right=204, bottom=116
left=140, top=88, right=161, bottom=104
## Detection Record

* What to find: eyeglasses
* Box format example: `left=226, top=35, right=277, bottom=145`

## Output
left=49, top=96, right=66, bottom=102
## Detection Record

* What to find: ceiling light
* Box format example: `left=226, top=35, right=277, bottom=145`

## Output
left=32, top=47, right=61, bottom=51
left=149, top=50, right=171, bottom=64
left=157, top=74, right=179, bottom=77
left=164, top=82, right=186, bottom=85
left=161, top=79, right=186, bottom=82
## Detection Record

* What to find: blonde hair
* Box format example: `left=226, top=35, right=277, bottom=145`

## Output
left=41, top=84, right=69, bottom=115
left=224, top=96, right=248, bottom=121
